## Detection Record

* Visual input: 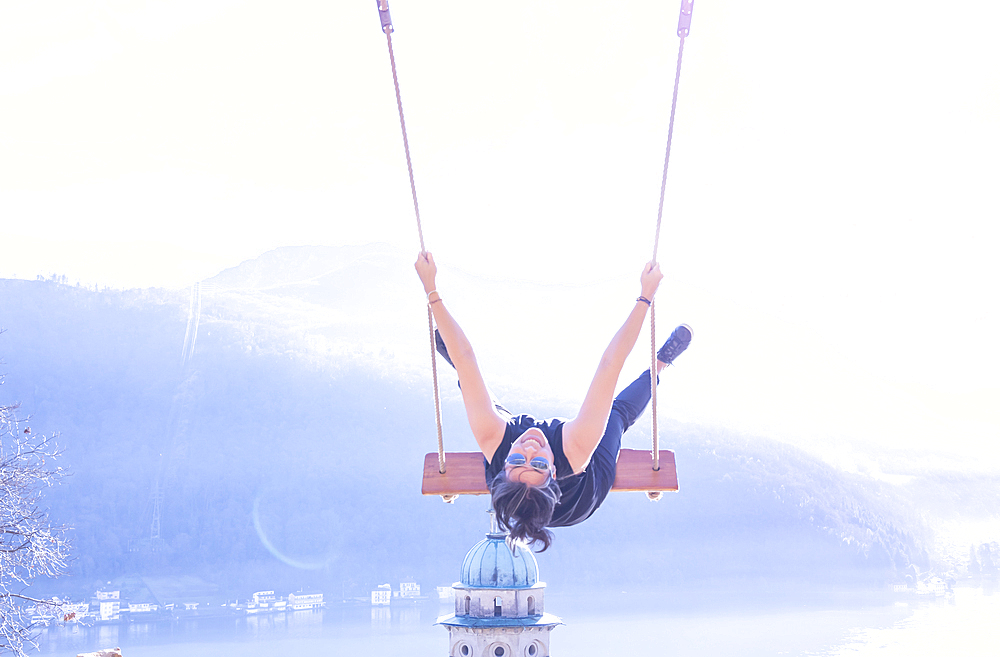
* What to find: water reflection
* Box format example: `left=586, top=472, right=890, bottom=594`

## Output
left=34, top=607, right=334, bottom=655
left=290, top=609, right=324, bottom=628
left=370, top=605, right=391, bottom=631
left=30, top=587, right=1000, bottom=657
left=96, top=625, right=120, bottom=650
left=396, top=605, right=421, bottom=629
left=126, top=622, right=153, bottom=641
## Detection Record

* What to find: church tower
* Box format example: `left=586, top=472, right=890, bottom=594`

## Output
left=438, top=516, right=561, bottom=657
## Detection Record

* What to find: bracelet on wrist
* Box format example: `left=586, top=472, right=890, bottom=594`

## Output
left=637, top=296, right=652, bottom=307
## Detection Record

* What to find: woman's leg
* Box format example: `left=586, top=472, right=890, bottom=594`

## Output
left=584, top=367, right=662, bottom=512
left=592, top=324, right=690, bottom=469
left=591, top=368, right=658, bottom=467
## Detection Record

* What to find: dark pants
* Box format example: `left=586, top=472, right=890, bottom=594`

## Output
left=592, top=369, right=655, bottom=471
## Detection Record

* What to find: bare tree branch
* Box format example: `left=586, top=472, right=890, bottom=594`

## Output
left=0, top=390, right=69, bottom=656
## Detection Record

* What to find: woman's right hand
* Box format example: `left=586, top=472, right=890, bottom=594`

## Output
left=414, top=251, right=438, bottom=293
left=640, top=260, right=663, bottom=300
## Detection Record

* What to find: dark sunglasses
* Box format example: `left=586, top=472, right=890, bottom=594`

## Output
left=505, top=453, right=551, bottom=472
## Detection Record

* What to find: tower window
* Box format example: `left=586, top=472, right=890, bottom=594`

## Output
left=493, top=597, right=502, bottom=617
left=464, top=596, right=471, bottom=615
left=527, top=596, right=535, bottom=615
left=493, top=647, right=505, bottom=657
left=527, top=644, right=537, bottom=656
left=460, top=644, right=471, bottom=656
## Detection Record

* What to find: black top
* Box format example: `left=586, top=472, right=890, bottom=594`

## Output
left=484, top=414, right=616, bottom=527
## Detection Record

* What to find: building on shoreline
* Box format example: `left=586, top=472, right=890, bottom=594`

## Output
left=288, top=591, right=324, bottom=610
left=30, top=584, right=324, bottom=625
left=369, top=580, right=429, bottom=606
left=371, top=584, right=391, bottom=606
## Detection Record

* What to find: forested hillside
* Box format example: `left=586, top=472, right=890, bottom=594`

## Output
left=0, top=246, right=944, bottom=599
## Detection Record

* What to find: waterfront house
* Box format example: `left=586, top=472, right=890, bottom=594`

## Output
left=247, top=590, right=276, bottom=613
left=288, top=591, right=324, bottom=610
left=89, top=591, right=121, bottom=622
left=400, top=580, right=420, bottom=598
left=371, top=584, right=391, bottom=606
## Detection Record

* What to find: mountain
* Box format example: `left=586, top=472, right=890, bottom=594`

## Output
left=0, top=245, right=943, bottom=599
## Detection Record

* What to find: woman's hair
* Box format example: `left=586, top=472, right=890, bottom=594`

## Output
left=490, top=472, right=562, bottom=552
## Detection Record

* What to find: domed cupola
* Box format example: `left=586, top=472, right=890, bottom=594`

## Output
left=438, top=512, right=561, bottom=657
left=461, top=531, right=538, bottom=589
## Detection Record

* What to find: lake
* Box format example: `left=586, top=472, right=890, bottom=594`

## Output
left=32, top=585, right=998, bottom=656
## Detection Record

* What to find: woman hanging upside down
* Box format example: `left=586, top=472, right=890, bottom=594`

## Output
left=415, top=252, right=691, bottom=551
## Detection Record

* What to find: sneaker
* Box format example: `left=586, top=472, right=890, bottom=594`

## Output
left=657, top=324, right=692, bottom=365
left=434, top=329, right=456, bottom=369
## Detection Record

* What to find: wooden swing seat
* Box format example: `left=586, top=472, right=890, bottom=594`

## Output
left=421, top=449, right=678, bottom=497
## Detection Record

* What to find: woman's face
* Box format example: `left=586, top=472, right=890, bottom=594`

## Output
left=505, top=428, right=556, bottom=487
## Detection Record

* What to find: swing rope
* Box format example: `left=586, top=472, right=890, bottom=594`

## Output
left=378, top=0, right=694, bottom=483
left=377, top=0, right=447, bottom=475
left=649, top=0, right=694, bottom=475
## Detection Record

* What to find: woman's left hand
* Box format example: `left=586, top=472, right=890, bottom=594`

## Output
left=640, top=261, right=663, bottom=299
left=414, top=251, right=438, bottom=293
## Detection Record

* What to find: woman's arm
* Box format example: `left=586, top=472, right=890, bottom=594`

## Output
left=415, top=252, right=507, bottom=461
left=561, top=261, right=663, bottom=473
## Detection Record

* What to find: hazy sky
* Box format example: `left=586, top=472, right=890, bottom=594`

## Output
left=2, top=1, right=998, bottom=472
